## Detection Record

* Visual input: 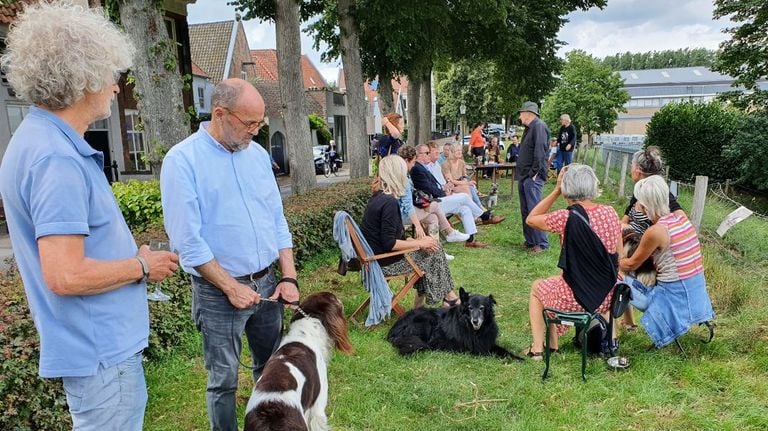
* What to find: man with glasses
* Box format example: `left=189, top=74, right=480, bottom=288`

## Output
left=160, top=78, right=299, bottom=431
left=411, top=144, right=502, bottom=248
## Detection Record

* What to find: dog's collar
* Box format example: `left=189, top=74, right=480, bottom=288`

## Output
left=261, top=298, right=311, bottom=319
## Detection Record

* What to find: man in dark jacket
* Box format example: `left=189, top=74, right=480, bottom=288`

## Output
left=410, top=145, right=502, bottom=247
left=517, top=101, right=550, bottom=253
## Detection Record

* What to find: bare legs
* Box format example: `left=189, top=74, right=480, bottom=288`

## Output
left=528, top=280, right=558, bottom=353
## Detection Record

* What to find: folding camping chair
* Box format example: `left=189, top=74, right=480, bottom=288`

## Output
left=344, top=218, right=425, bottom=327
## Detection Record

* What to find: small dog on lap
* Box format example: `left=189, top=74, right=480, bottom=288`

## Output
left=622, top=230, right=657, bottom=287
left=387, top=287, right=523, bottom=360
left=244, top=292, right=354, bottom=431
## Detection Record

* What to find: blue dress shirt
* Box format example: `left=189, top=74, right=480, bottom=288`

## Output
left=160, top=123, right=292, bottom=278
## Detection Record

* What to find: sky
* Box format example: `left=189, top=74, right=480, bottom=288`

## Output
left=186, top=0, right=731, bottom=84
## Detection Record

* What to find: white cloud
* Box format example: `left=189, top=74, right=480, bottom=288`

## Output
left=558, top=0, right=731, bottom=58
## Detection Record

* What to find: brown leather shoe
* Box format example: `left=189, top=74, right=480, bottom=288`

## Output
left=530, top=245, right=545, bottom=254
left=482, top=215, right=506, bottom=225
left=464, top=241, right=488, bottom=248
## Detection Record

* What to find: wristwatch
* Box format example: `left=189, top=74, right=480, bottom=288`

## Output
left=135, top=256, right=149, bottom=283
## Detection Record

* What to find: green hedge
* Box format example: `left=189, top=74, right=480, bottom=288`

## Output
left=646, top=101, right=740, bottom=182
left=0, top=265, right=71, bottom=431
left=283, top=177, right=372, bottom=265
left=112, top=179, right=163, bottom=232
left=0, top=178, right=372, bottom=429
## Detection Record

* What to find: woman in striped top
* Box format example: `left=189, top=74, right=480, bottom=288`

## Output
left=619, top=175, right=715, bottom=348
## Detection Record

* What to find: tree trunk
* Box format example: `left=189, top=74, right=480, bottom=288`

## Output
left=118, top=0, right=190, bottom=179
left=378, top=75, right=394, bottom=116
left=418, top=70, right=432, bottom=144
left=406, top=77, right=420, bottom=146
left=337, top=0, right=369, bottom=179
left=275, top=0, right=316, bottom=194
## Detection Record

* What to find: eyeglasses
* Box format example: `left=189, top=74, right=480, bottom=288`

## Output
left=417, top=151, right=429, bottom=155
left=225, top=108, right=264, bottom=133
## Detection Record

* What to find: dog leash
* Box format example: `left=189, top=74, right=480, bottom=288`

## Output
left=232, top=297, right=310, bottom=370
left=261, top=297, right=310, bottom=319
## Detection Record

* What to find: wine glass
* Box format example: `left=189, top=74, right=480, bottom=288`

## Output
left=146, top=239, right=171, bottom=302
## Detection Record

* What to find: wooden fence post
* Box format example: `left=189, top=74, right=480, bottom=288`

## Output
left=618, top=153, right=629, bottom=196
left=592, top=146, right=599, bottom=170
left=603, top=151, right=613, bottom=185
left=664, top=166, right=670, bottom=180
left=725, top=179, right=730, bottom=195
left=690, top=175, right=709, bottom=230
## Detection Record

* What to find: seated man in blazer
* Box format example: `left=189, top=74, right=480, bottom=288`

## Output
left=410, top=144, right=504, bottom=248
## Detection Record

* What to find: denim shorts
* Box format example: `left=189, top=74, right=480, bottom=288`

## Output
left=62, top=351, right=147, bottom=431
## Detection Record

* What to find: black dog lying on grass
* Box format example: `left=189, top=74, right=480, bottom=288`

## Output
left=387, top=288, right=523, bottom=360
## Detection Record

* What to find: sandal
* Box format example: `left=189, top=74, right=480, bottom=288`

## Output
left=522, top=346, right=544, bottom=361
left=621, top=322, right=639, bottom=332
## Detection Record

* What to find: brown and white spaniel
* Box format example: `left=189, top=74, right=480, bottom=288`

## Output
left=244, top=291, right=354, bottom=431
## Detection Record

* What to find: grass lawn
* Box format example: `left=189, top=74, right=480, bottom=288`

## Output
left=144, top=169, right=768, bottom=430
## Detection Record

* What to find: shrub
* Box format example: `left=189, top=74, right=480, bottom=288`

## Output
left=112, top=179, right=163, bottom=231
left=309, top=113, right=332, bottom=147
left=723, top=112, right=768, bottom=191
left=645, top=101, right=741, bottom=182
left=283, top=177, right=373, bottom=266
left=0, top=264, right=70, bottom=431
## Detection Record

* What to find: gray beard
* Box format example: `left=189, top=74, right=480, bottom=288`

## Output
left=223, top=141, right=249, bottom=152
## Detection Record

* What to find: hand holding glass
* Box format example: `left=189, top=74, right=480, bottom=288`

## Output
left=146, top=240, right=171, bottom=302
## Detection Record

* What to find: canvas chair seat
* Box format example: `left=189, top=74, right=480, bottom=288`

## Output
left=344, top=219, right=424, bottom=327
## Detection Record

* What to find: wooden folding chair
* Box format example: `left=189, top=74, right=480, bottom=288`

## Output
left=344, top=219, right=425, bottom=327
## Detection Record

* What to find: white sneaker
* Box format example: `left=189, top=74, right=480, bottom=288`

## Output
left=445, top=230, right=470, bottom=243
left=444, top=253, right=455, bottom=261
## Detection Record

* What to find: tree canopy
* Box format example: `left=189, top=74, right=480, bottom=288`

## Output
left=540, top=50, right=629, bottom=143
left=598, top=48, right=718, bottom=71
left=435, top=60, right=506, bottom=127
left=713, top=0, right=768, bottom=110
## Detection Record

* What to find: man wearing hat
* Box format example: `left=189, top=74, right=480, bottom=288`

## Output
left=517, top=101, right=550, bottom=253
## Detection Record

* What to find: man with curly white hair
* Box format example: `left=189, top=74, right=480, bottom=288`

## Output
left=0, top=3, right=179, bottom=430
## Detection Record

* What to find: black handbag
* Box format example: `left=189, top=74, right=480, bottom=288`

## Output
left=337, top=256, right=362, bottom=276
left=412, top=189, right=433, bottom=209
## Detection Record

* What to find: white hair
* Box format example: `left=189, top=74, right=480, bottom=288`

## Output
left=560, top=114, right=571, bottom=122
left=0, top=2, right=135, bottom=109
left=560, top=164, right=600, bottom=201
left=634, top=175, right=670, bottom=222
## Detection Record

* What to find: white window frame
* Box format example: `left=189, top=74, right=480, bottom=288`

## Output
left=7, top=104, right=30, bottom=135
left=125, top=109, right=148, bottom=171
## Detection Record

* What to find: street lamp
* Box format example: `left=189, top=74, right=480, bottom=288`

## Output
left=459, top=103, right=466, bottom=136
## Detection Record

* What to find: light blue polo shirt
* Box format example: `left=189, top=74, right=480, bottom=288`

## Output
left=0, top=107, right=148, bottom=378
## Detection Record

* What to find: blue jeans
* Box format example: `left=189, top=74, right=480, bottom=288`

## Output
left=192, top=268, right=284, bottom=431
left=469, top=184, right=483, bottom=208
left=625, top=273, right=715, bottom=348
left=556, top=150, right=573, bottom=174
left=518, top=176, right=549, bottom=248
left=62, top=351, right=147, bottom=431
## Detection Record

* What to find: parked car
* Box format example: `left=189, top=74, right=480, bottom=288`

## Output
left=485, top=123, right=504, bottom=137
left=462, top=135, right=471, bottom=146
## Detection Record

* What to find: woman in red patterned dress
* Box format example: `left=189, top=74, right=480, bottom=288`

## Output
left=522, top=164, right=623, bottom=360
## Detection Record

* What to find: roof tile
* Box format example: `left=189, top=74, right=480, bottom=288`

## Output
left=189, top=20, right=234, bottom=83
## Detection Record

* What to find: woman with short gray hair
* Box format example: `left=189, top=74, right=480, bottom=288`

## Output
left=522, top=164, right=622, bottom=359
